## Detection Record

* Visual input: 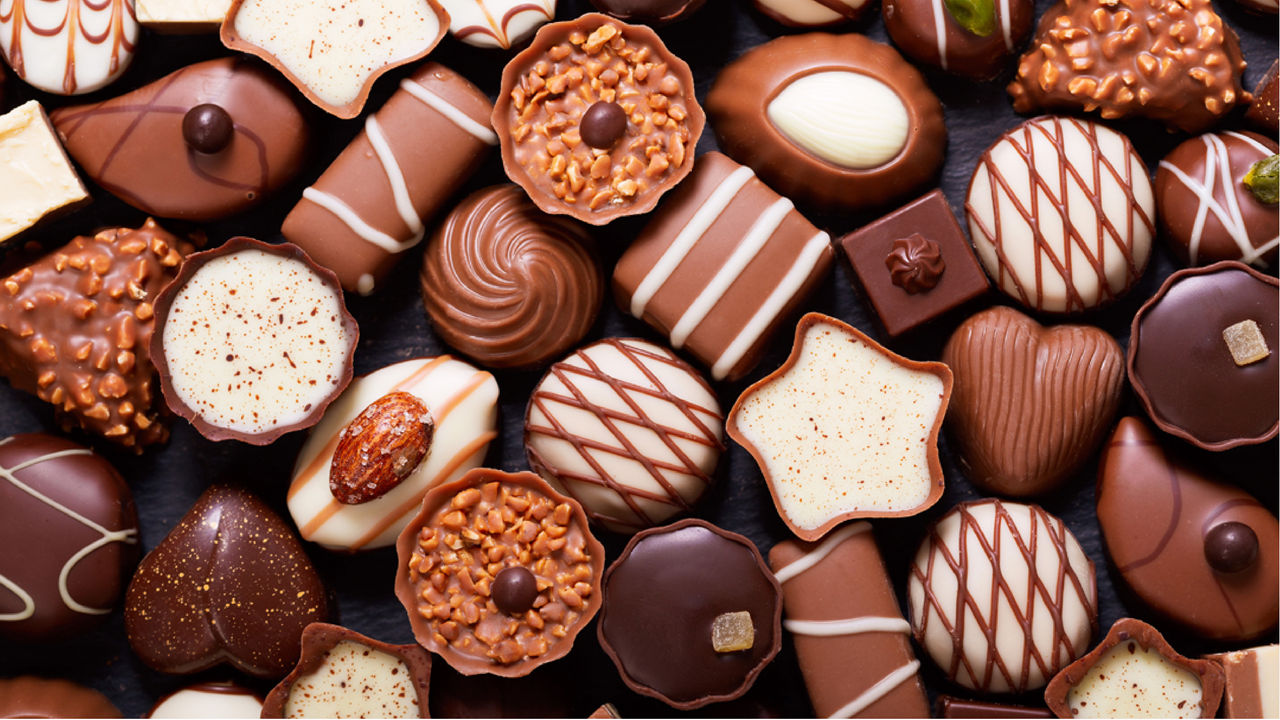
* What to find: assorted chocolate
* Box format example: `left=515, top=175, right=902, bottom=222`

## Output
left=0, top=434, right=137, bottom=643
left=283, top=62, right=497, bottom=296
left=884, top=0, right=1034, bottom=79
left=147, top=681, right=263, bottom=718
left=707, top=33, right=945, bottom=212
left=395, top=467, right=605, bottom=677
left=729, top=313, right=952, bottom=540
left=493, top=14, right=703, bottom=224
left=219, top=0, right=449, bottom=119
left=262, top=623, right=432, bottom=718
left=1246, top=59, right=1279, bottom=134
left=751, top=0, right=871, bottom=26
left=525, top=338, right=723, bottom=534
left=0, top=101, right=89, bottom=245
left=0, top=676, right=120, bottom=718
left=50, top=58, right=309, bottom=222
left=1128, top=261, right=1279, bottom=451
left=1097, top=417, right=1278, bottom=642
left=598, top=519, right=782, bottom=709
left=589, top=0, right=704, bottom=24
left=135, top=0, right=233, bottom=32
left=967, top=115, right=1154, bottom=313
left=151, top=238, right=358, bottom=445
left=441, top=0, right=555, bottom=47
left=422, top=185, right=602, bottom=369
left=1208, top=645, right=1279, bottom=718
left=942, top=306, right=1125, bottom=497
left=1156, top=131, right=1279, bottom=269
left=1043, top=618, right=1225, bottom=719
left=0, top=220, right=190, bottom=449
left=1008, top=0, right=1248, bottom=133
left=612, top=151, right=834, bottom=382
left=0, top=0, right=138, bottom=95
left=908, top=499, right=1098, bottom=694
left=937, top=696, right=1054, bottom=718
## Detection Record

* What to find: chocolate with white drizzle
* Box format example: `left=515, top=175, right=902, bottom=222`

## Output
left=283, top=63, right=496, bottom=296
left=908, top=499, right=1098, bottom=694
left=439, top=0, right=555, bottom=48
left=769, top=522, right=929, bottom=718
left=0, top=434, right=138, bottom=643
left=965, top=116, right=1154, bottom=313
left=883, top=0, right=1034, bottom=79
left=751, top=0, right=872, bottom=27
left=0, top=0, right=138, bottom=95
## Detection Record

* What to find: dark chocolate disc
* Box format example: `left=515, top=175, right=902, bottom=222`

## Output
left=182, top=103, right=235, bottom=154
left=492, top=567, right=539, bottom=615
left=581, top=101, right=627, bottom=149
left=1204, top=521, right=1260, bottom=574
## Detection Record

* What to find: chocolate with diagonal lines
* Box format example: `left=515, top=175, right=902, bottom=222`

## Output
left=524, top=338, right=723, bottom=535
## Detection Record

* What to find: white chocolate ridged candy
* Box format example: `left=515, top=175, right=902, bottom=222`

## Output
left=966, top=116, right=1154, bottom=313
left=908, top=499, right=1097, bottom=693
left=0, top=0, right=138, bottom=95
left=438, top=0, right=554, bottom=48
left=767, top=72, right=909, bottom=169
left=1066, top=641, right=1204, bottom=718
left=289, top=357, right=498, bottom=551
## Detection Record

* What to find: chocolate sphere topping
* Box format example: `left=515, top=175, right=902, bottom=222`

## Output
left=493, top=566, right=539, bottom=615
left=581, top=101, right=627, bottom=149
left=182, top=103, right=234, bottom=154
left=1204, top=521, right=1259, bottom=573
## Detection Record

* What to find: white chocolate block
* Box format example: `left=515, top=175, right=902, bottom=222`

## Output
left=136, top=0, right=232, bottom=32
left=0, top=102, right=89, bottom=244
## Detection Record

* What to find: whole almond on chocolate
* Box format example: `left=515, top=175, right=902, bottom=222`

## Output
left=330, top=392, right=434, bottom=504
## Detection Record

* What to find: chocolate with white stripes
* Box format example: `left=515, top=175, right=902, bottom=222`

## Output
left=751, top=0, right=872, bottom=27
left=883, top=0, right=1034, bottom=79
left=769, top=522, right=929, bottom=718
left=612, top=152, right=833, bottom=382
left=524, top=338, right=723, bottom=535
left=283, top=63, right=496, bottom=296
left=1155, top=131, right=1278, bottom=270
left=439, top=0, right=555, bottom=48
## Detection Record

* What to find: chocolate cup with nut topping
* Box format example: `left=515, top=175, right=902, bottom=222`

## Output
left=493, top=13, right=705, bottom=226
left=394, top=467, right=606, bottom=677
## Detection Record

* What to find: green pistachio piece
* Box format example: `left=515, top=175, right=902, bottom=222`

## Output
left=945, top=0, right=996, bottom=37
left=1243, top=154, right=1279, bottom=205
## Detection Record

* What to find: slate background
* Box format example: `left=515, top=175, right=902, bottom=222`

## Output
left=0, top=0, right=1276, bottom=716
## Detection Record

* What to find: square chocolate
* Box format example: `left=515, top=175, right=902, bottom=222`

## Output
left=612, top=151, right=834, bottom=382
left=839, top=190, right=988, bottom=337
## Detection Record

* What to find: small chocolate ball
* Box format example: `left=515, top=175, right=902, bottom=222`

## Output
left=493, top=566, right=539, bottom=615
left=1204, top=521, right=1259, bottom=574
left=581, top=101, right=627, bottom=149
left=182, top=104, right=234, bottom=154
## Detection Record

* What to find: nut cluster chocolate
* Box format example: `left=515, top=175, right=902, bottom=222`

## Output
left=494, top=13, right=704, bottom=224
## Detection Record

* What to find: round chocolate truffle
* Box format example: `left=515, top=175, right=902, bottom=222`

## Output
left=598, top=519, right=782, bottom=710
left=421, top=185, right=603, bottom=370
left=525, top=338, right=724, bottom=534
left=1155, top=131, right=1279, bottom=269
left=908, top=499, right=1098, bottom=693
left=493, top=567, right=539, bottom=615
left=589, top=0, right=705, bottom=23
left=581, top=101, right=628, bottom=149
left=1204, top=521, right=1259, bottom=574
left=182, top=103, right=234, bottom=154
left=883, top=0, right=1034, bottom=79
left=967, top=116, right=1154, bottom=313
left=0, top=434, right=138, bottom=643
left=1128, top=261, right=1279, bottom=451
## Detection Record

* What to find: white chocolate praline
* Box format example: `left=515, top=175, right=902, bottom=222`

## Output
left=438, top=0, right=554, bottom=48
left=230, top=0, right=443, bottom=109
left=767, top=72, right=909, bottom=169
left=136, top=0, right=232, bottom=31
left=731, top=321, right=945, bottom=531
left=1066, top=640, right=1204, bottom=718
left=0, top=102, right=89, bottom=245
left=150, top=684, right=263, bottom=718
left=161, top=248, right=354, bottom=437
left=282, top=640, right=419, bottom=717
left=754, top=0, right=866, bottom=25
left=290, top=357, right=499, bottom=551
left=967, top=117, right=1154, bottom=313
left=908, top=500, right=1097, bottom=693
left=0, top=0, right=138, bottom=95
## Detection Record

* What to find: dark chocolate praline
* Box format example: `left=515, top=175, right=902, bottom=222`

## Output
left=598, top=518, right=782, bottom=710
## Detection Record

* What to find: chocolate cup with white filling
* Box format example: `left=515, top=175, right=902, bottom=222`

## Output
left=151, top=237, right=358, bottom=445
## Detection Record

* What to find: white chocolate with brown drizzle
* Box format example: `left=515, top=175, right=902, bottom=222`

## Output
left=0, top=0, right=138, bottom=95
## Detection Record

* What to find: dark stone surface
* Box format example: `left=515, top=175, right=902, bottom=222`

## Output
left=0, top=1, right=1275, bottom=715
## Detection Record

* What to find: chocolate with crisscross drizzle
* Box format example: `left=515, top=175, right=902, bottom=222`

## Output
left=524, top=337, right=723, bottom=535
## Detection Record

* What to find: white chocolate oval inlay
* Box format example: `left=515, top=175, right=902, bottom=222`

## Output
left=766, top=71, right=909, bottom=170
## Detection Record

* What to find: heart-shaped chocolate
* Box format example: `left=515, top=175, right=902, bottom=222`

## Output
left=124, top=484, right=329, bottom=678
left=941, top=306, right=1124, bottom=496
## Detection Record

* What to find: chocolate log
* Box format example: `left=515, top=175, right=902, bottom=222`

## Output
left=769, top=522, right=929, bottom=718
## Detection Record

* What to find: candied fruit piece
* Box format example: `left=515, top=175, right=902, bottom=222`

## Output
left=711, top=611, right=755, bottom=653
left=1222, top=319, right=1270, bottom=366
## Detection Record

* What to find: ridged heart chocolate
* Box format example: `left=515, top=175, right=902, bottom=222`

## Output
left=941, top=306, right=1124, bottom=496
left=124, top=484, right=329, bottom=678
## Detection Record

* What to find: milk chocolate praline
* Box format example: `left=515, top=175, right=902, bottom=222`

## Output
left=395, top=468, right=605, bottom=677
left=150, top=237, right=358, bottom=445
left=1128, top=261, right=1279, bottom=451
left=0, top=677, right=120, bottom=718
left=493, top=14, right=704, bottom=225
left=589, top=0, right=705, bottom=23
left=598, top=518, right=782, bottom=709
left=883, top=0, right=1034, bottom=79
